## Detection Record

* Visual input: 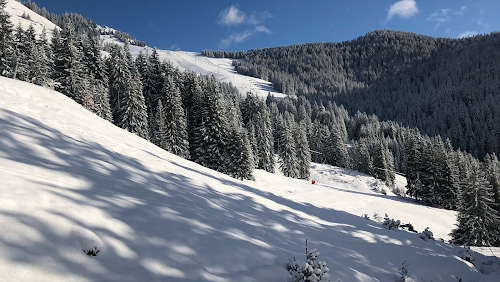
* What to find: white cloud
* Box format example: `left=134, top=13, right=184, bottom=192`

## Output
left=426, top=11, right=449, bottom=27
left=248, top=11, right=272, bottom=25
left=457, top=30, right=478, bottom=38
left=386, top=0, right=419, bottom=21
left=219, top=31, right=253, bottom=48
left=255, top=25, right=271, bottom=34
left=426, top=6, right=467, bottom=28
left=453, top=6, right=467, bottom=16
left=217, top=6, right=272, bottom=48
left=218, top=5, right=246, bottom=26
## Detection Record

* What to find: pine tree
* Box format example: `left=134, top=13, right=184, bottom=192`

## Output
left=152, top=99, right=168, bottom=149
left=324, top=123, right=349, bottom=168
left=351, top=139, right=373, bottom=175
left=85, top=36, right=112, bottom=122
left=484, top=153, right=500, bottom=215
left=12, top=23, right=28, bottom=81
left=108, top=44, right=149, bottom=139
left=190, top=76, right=228, bottom=171
left=0, top=0, right=14, bottom=77
left=160, top=75, right=189, bottom=158
left=295, top=121, right=311, bottom=179
left=277, top=115, right=299, bottom=178
left=452, top=158, right=500, bottom=246
left=309, top=121, right=330, bottom=163
left=241, top=93, right=274, bottom=172
left=372, top=141, right=395, bottom=185
left=30, top=28, right=51, bottom=86
left=224, top=101, right=254, bottom=180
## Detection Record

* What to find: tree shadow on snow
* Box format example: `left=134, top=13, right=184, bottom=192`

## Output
left=0, top=109, right=478, bottom=282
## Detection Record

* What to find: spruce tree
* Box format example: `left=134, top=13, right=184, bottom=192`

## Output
left=160, top=75, right=189, bottom=158
left=452, top=159, right=500, bottom=246
left=108, top=44, right=149, bottom=139
left=324, top=123, right=349, bottom=168
left=277, top=115, right=299, bottom=178
left=0, top=0, right=14, bottom=77
left=12, top=23, right=28, bottom=81
left=85, top=36, right=112, bottom=122
left=190, top=76, right=228, bottom=171
left=295, top=121, right=311, bottom=179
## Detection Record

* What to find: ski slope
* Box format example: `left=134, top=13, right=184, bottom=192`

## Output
left=4, top=0, right=59, bottom=40
left=1, top=77, right=499, bottom=282
left=101, top=35, right=286, bottom=100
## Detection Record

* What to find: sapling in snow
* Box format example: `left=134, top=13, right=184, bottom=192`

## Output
left=397, top=256, right=410, bottom=282
left=418, top=227, right=434, bottom=241
left=287, top=240, right=330, bottom=282
left=382, top=215, right=400, bottom=230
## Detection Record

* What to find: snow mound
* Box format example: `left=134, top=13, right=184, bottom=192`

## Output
left=70, top=227, right=103, bottom=256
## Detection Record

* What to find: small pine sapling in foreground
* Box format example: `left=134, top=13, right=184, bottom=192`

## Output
left=373, top=212, right=382, bottom=222
left=383, top=214, right=401, bottom=230
left=418, top=227, right=434, bottom=241
left=287, top=239, right=330, bottom=282
left=397, top=256, right=410, bottom=282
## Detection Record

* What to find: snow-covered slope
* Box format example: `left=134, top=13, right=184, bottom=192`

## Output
left=4, top=0, right=59, bottom=39
left=101, top=35, right=285, bottom=99
left=1, top=77, right=499, bottom=281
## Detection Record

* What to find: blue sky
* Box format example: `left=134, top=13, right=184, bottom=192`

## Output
left=31, top=0, right=500, bottom=51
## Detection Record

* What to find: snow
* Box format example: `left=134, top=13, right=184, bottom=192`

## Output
left=100, top=34, right=286, bottom=100
left=4, top=0, right=59, bottom=40
left=1, top=77, right=499, bottom=282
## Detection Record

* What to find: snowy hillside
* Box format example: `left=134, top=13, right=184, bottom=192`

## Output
left=4, top=0, right=59, bottom=39
left=1, top=77, right=499, bottom=282
left=101, top=35, right=285, bottom=99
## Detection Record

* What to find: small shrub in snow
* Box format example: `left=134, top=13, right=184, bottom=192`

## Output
left=84, top=246, right=101, bottom=256
left=397, top=256, right=410, bottom=282
left=418, top=227, right=434, bottom=241
left=287, top=241, right=330, bottom=282
left=382, top=215, right=401, bottom=230
left=373, top=180, right=387, bottom=195
left=458, top=247, right=475, bottom=264
left=373, top=212, right=382, bottom=222
left=391, top=186, right=405, bottom=197
left=363, top=214, right=370, bottom=220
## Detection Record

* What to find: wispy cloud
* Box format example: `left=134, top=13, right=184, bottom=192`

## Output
left=453, top=6, right=467, bottom=16
left=255, top=25, right=271, bottom=34
left=217, top=5, right=272, bottom=48
left=426, top=6, right=467, bottom=28
left=247, top=11, right=272, bottom=25
left=386, top=0, right=419, bottom=21
left=219, top=31, right=253, bottom=49
left=457, top=30, right=478, bottom=38
left=218, top=5, right=246, bottom=26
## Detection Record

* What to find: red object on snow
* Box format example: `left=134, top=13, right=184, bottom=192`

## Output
left=312, top=180, right=316, bottom=184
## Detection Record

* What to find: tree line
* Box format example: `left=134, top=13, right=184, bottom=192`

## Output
left=228, top=29, right=500, bottom=161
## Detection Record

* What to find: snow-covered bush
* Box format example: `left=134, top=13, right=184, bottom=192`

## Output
left=458, top=247, right=475, bottom=264
left=391, top=185, right=405, bottom=197
left=372, top=180, right=387, bottom=195
left=287, top=247, right=330, bottom=282
left=397, top=256, right=410, bottom=282
left=418, top=227, right=434, bottom=241
left=84, top=246, right=101, bottom=256
left=373, top=212, right=382, bottom=222
left=382, top=215, right=400, bottom=230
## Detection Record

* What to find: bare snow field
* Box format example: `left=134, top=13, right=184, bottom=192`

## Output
left=1, top=77, right=500, bottom=282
